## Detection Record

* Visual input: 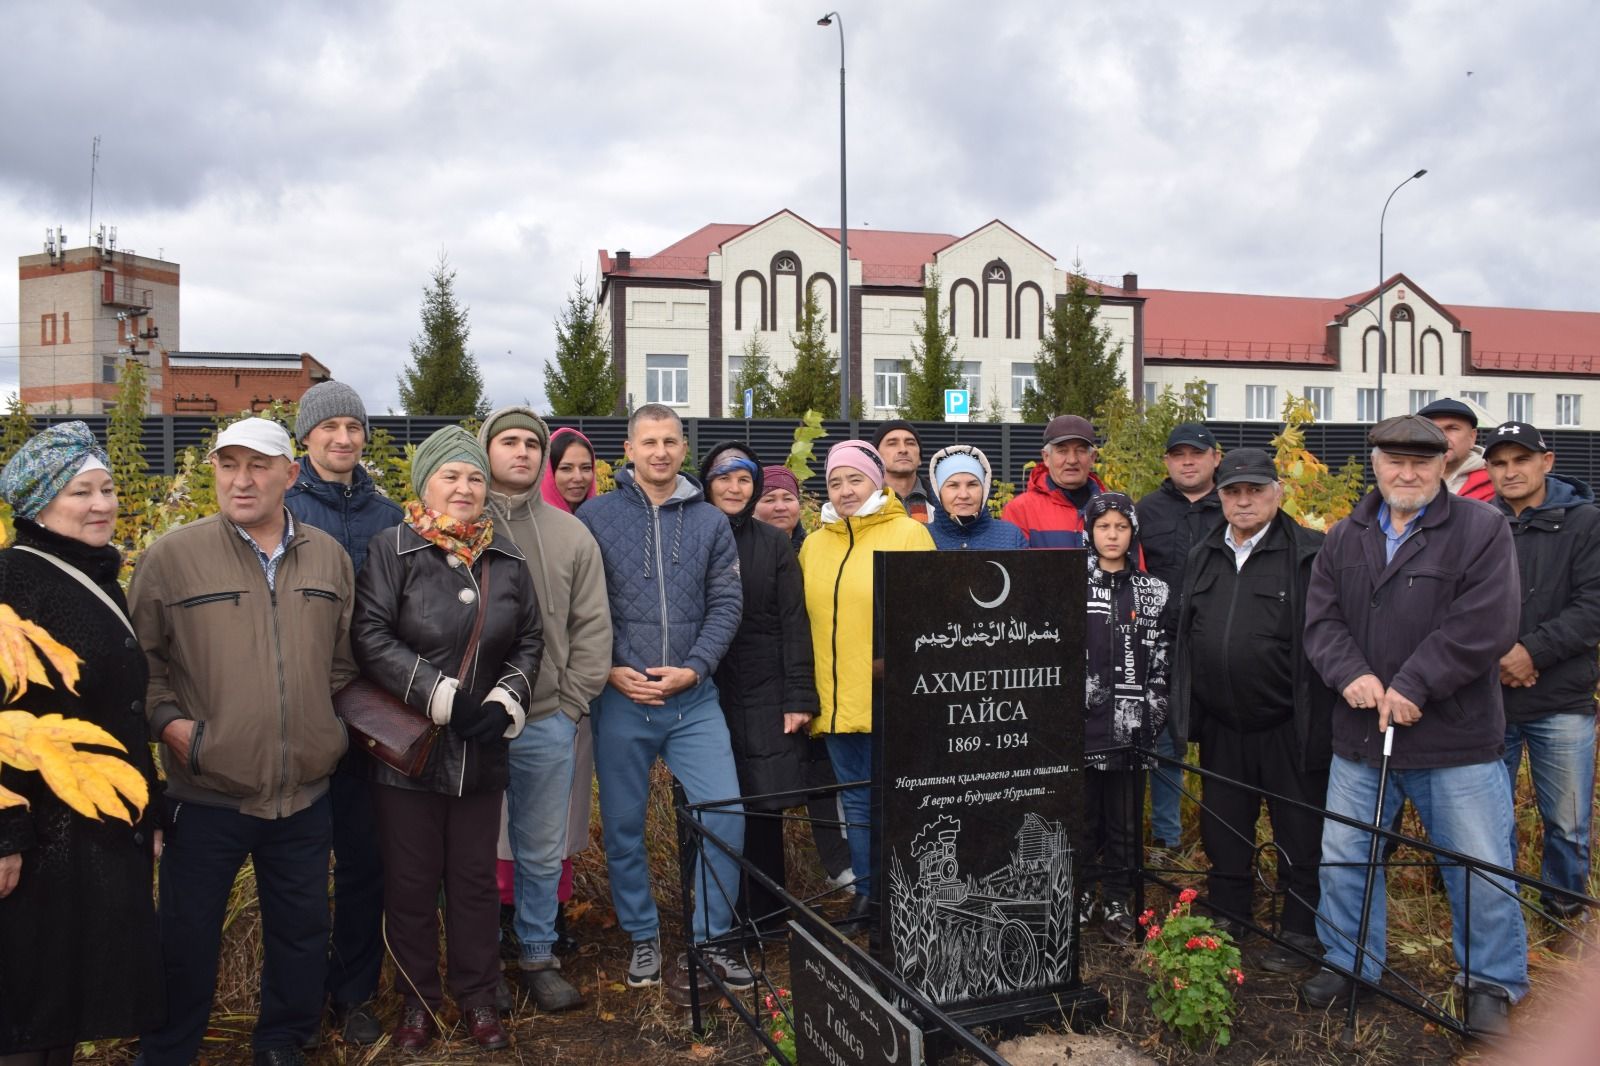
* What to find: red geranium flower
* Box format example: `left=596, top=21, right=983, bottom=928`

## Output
left=1178, top=887, right=1198, bottom=904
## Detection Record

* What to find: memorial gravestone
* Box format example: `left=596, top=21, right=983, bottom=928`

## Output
left=876, top=550, right=1097, bottom=1020
left=789, top=922, right=924, bottom=1066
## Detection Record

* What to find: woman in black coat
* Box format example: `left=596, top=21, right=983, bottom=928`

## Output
left=701, top=443, right=819, bottom=934
left=0, top=422, right=162, bottom=1065
left=350, top=427, right=543, bottom=1052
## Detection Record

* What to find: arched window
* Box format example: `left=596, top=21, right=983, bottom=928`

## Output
left=980, top=258, right=1013, bottom=338
left=950, top=279, right=980, bottom=338
left=770, top=251, right=802, bottom=330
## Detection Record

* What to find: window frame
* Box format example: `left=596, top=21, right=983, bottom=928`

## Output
left=644, top=353, right=690, bottom=407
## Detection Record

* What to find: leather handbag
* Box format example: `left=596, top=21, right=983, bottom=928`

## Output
left=336, top=555, right=493, bottom=777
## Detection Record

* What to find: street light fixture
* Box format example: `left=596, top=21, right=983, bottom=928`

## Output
left=818, top=11, right=849, bottom=419
left=1375, top=168, right=1427, bottom=420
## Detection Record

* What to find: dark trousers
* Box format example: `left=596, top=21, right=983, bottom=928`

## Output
left=143, top=794, right=332, bottom=1064
left=1084, top=768, right=1140, bottom=902
left=372, top=785, right=501, bottom=1011
left=326, top=764, right=385, bottom=1006
left=1199, top=717, right=1326, bottom=936
left=802, top=738, right=852, bottom=881
left=736, top=811, right=789, bottom=934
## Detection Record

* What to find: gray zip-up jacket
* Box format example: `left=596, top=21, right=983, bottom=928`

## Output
left=577, top=465, right=742, bottom=684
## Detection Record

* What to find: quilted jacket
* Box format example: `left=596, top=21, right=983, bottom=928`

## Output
left=284, top=460, right=402, bottom=574
left=577, top=464, right=742, bottom=682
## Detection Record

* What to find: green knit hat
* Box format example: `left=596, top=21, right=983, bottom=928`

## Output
left=411, top=426, right=490, bottom=498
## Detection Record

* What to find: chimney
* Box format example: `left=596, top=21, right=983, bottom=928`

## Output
left=1122, top=272, right=1138, bottom=293
left=615, top=249, right=631, bottom=272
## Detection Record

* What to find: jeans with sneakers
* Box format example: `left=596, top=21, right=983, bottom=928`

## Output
left=593, top=679, right=745, bottom=944
left=1147, top=723, right=1184, bottom=848
left=506, top=711, right=579, bottom=964
left=1503, top=712, right=1596, bottom=914
left=823, top=733, right=875, bottom=898
left=1316, top=754, right=1529, bottom=1000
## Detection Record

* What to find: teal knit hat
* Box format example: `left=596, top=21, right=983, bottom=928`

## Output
left=410, top=426, right=490, bottom=499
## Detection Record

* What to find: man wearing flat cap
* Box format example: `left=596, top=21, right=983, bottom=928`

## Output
left=130, top=417, right=359, bottom=1066
left=1416, top=397, right=1494, bottom=502
left=1169, top=448, right=1333, bottom=974
left=1002, top=414, right=1110, bottom=548
left=1300, top=415, right=1526, bottom=1035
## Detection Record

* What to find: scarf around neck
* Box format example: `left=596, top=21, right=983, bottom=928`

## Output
left=404, top=498, right=495, bottom=567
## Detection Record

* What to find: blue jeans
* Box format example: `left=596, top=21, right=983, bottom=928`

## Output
left=1147, top=724, right=1183, bottom=848
left=1317, top=755, right=1528, bottom=1000
left=824, top=732, right=874, bottom=898
left=506, top=711, right=578, bottom=962
left=1503, top=713, right=1596, bottom=913
left=592, top=680, right=744, bottom=943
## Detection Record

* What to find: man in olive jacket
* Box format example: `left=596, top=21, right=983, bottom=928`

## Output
left=1301, top=415, right=1525, bottom=1036
left=130, top=417, right=358, bottom=1066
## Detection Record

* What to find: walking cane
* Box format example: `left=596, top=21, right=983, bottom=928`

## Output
left=1339, top=725, right=1395, bottom=1049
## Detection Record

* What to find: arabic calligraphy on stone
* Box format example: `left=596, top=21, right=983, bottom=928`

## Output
left=912, top=619, right=1061, bottom=653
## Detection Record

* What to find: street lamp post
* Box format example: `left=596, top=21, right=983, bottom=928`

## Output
left=1375, top=168, right=1427, bottom=420
left=818, top=12, right=849, bottom=419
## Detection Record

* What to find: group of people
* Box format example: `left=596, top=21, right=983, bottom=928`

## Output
left=0, top=388, right=1590, bottom=1062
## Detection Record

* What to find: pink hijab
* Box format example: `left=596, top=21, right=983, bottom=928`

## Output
left=541, top=427, right=598, bottom=513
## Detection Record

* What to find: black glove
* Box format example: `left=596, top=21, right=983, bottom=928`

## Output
left=451, top=686, right=480, bottom=728
left=451, top=695, right=512, bottom=742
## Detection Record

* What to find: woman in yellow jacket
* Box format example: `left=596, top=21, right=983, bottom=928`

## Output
left=798, top=439, right=935, bottom=924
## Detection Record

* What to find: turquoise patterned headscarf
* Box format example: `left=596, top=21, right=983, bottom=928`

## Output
left=0, top=421, right=110, bottom=520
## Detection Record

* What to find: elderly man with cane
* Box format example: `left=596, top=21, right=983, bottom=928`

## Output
left=1301, top=415, right=1526, bottom=1037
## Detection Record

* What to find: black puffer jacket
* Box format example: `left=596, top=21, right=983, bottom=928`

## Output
left=0, top=521, right=163, bottom=1053
left=1135, top=478, right=1223, bottom=591
left=1496, top=475, right=1600, bottom=721
left=703, top=442, right=820, bottom=809
left=351, top=523, right=544, bottom=796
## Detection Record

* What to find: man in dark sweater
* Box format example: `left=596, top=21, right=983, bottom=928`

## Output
left=1484, top=422, right=1600, bottom=927
left=1302, top=415, right=1525, bottom=1036
left=1170, top=448, right=1332, bottom=973
left=1137, top=423, right=1224, bottom=850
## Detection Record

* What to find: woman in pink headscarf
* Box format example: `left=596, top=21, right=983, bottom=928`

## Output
left=541, top=428, right=598, bottom=514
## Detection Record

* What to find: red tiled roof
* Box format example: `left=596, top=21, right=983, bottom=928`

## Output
left=1141, top=288, right=1343, bottom=365
left=1453, top=303, right=1600, bottom=373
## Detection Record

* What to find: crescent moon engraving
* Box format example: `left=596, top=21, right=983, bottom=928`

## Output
left=883, top=1019, right=900, bottom=1063
left=969, top=560, right=1011, bottom=610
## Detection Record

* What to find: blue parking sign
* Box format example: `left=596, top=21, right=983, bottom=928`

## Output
left=944, top=388, right=971, bottom=422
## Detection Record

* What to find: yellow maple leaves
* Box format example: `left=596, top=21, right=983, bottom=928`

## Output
left=0, top=603, right=148, bottom=822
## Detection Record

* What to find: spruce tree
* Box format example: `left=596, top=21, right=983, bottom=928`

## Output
left=0, top=394, right=34, bottom=468
left=775, top=289, right=842, bottom=419
left=728, top=334, right=780, bottom=418
left=900, top=270, right=962, bottom=420
left=105, top=357, right=151, bottom=551
left=397, top=254, right=490, bottom=418
left=1020, top=260, right=1127, bottom=424
left=545, top=274, right=623, bottom=416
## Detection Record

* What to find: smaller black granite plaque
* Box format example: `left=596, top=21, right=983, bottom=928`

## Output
left=789, top=922, right=924, bottom=1066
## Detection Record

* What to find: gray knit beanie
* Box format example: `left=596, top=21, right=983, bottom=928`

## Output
left=295, top=381, right=369, bottom=441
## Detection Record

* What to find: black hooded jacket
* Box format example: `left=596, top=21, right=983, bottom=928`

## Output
left=701, top=442, right=820, bottom=807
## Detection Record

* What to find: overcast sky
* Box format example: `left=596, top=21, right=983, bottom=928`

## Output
left=4, top=0, right=1598, bottom=411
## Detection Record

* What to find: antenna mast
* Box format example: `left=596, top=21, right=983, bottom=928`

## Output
left=88, top=134, right=101, bottom=236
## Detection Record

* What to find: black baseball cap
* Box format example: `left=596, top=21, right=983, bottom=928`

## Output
left=1368, top=414, right=1449, bottom=456
left=1484, top=421, right=1550, bottom=457
left=1043, top=414, right=1095, bottom=447
left=1165, top=423, right=1217, bottom=453
left=1215, top=447, right=1277, bottom=488
left=1416, top=397, right=1479, bottom=428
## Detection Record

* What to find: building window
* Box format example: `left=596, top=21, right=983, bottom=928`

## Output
left=874, top=359, right=906, bottom=410
left=1143, top=381, right=1159, bottom=407
left=1408, top=389, right=1438, bottom=414
left=1460, top=390, right=1488, bottom=409
left=1201, top=382, right=1218, bottom=419
left=1556, top=394, right=1581, bottom=427
left=645, top=354, right=689, bottom=406
left=1245, top=384, right=1276, bottom=421
left=1303, top=386, right=1333, bottom=421
left=1356, top=388, right=1380, bottom=423
left=1010, top=362, right=1036, bottom=410
left=101, top=357, right=118, bottom=384
left=726, top=354, right=745, bottom=407
left=958, top=361, right=982, bottom=406
left=1508, top=393, right=1534, bottom=423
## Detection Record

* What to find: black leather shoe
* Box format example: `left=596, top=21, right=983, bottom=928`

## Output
left=1464, top=984, right=1512, bottom=1038
left=1299, top=967, right=1370, bottom=1010
left=330, top=999, right=382, bottom=1045
left=837, top=894, right=875, bottom=931
left=252, top=1046, right=306, bottom=1066
left=1259, top=932, right=1324, bottom=975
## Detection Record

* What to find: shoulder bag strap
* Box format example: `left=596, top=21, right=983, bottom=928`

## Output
left=12, top=545, right=137, bottom=638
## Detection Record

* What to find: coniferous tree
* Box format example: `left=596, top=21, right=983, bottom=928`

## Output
left=0, top=394, right=35, bottom=469
left=775, top=289, right=842, bottom=419
left=1020, top=260, right=1126, bottom=424
left=105, top=357, right=151, bottom=551
left=900, top=270, right=962, bottom=420
left=545, top=274, right=623, bottom=416
left=728, top=333, right=780, bottom=417
left=397, top=254, right=490, bottom=418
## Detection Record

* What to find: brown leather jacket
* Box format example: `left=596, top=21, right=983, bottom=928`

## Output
left=129, top=512, right=358, bottom=819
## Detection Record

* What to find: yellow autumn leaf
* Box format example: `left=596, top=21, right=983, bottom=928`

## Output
left=0, top=711, right=145, bottom=823
left=0, top=604, right=83, bottom=701
left=0, top=780, right=27, bottom=811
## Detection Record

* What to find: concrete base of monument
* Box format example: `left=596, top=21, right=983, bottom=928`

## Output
left=994, top=1030, right=1160, bottom=1066
left=917, top=986, right=1110, bottom=1061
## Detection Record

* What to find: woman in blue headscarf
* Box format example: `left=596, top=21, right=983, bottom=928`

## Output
left=925, top=444, right=1026, bottom=550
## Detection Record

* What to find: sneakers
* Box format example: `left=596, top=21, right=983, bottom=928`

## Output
left=1101, top=899, right=1137, bottom=945
left=627, top=937, right=663, bottom=988
left=703, top=946, right=755, bottom=991
left=1077, top=891, right=1101, bottom=928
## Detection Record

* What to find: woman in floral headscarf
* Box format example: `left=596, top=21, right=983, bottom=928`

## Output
left=0, top=421, right=163, bottom=1064
left=350, top=426, right=544, bottom=1051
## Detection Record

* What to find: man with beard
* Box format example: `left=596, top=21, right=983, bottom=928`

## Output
left=1301, top=415, right=1525, bottom=1037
